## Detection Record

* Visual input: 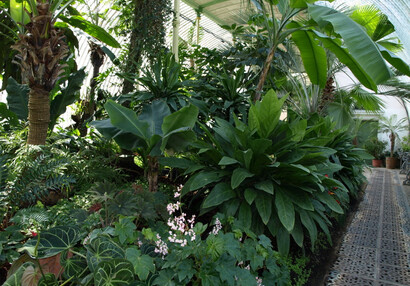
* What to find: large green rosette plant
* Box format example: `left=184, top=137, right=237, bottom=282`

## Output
left=161, top=90, right=347, bottom=255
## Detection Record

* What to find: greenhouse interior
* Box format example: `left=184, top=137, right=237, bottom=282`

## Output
left=0, top=0, right=409, bottom=285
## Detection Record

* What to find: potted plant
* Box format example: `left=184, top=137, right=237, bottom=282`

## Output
left=379, top=115, right=408, bottom=169
left=364, top=137, right=387, bottom=167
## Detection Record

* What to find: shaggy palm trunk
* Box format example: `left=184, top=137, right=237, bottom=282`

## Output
left=74, top=42, right=105, bottom=136
left=318, top=76, right=336, bottom=114
left=254, top=44, right=277, bottom=102
left=12, top=1, right=68, bottom=145
left=27, top=87, right=50, bottom=145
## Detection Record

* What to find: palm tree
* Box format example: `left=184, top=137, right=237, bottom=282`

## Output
left=7, top=0, right=120, bottom=145
left=11, top=1, right=69, bottom=145
left=379, top=114, right=408, bottom=158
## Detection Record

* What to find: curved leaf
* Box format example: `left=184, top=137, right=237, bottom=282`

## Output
left=59, top=15, right=121, bottom=48
left=189, top=171, right=221, bottom=191
left=255, top=192, right=272, bottom=225
left=139, top=100, right=171, bottom=137
left=105, top=100, right=149, bottom=140
left=203, top=182, right=236, bottom=208
left=125, top=248, right=155, bottom=281
left=21, top=226, right=82, bottom=259
left=162, top=104, right=198, bottom=135
left=289, top=22, right=327, bottom=88
left=275, top=189, right=295, bottom=232
left=2, top=262, right=36, bottom=286
left=95, top=259, right=134, bottom=286
left=86, top=236, right=125, bottom=273
left=231, top=168, right=254, bottom=189
left=308, top=4, right=391, bottom=87
left=377, top=44, right=410, bottom=76
left=311, top=31, right=377, bottom=91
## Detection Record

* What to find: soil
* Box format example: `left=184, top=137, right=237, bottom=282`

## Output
left=305, top=188, right=366, bottom=286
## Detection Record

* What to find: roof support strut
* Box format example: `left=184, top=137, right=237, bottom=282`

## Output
left=173, top=0, right=180, bottom=61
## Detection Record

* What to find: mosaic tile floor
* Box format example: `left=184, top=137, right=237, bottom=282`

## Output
left=326, top=169, right=410, bottom=286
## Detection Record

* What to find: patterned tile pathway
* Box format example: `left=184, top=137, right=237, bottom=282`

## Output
left=326, top=169, right=410, bottom=286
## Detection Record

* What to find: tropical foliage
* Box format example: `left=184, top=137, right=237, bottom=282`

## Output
left=0, top=0, right=408, bottom=285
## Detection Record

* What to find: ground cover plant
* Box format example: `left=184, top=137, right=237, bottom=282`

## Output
left=0, top=0, right=407, bottom=285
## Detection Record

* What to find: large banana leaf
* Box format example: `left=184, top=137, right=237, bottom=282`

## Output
left=311, top=31, right=377, bottom=91
left=308, top=4, right=391, bottom=88
left=377, top=44, right=410, bottom=76
left=289, top=21, right=327, bottom=88
left=59, top=15, right=120, bottom=48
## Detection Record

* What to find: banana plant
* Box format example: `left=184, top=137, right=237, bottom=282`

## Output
left=92, top=100, right=198, bottom=192
left=2, top=0, right=120, bottom=145
left=246, top=0, right=401, bottom=101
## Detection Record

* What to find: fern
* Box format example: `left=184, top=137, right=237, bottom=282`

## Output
left=10, top=206, right=50, bottom=229
left=7, top=146, right=76, bottom=207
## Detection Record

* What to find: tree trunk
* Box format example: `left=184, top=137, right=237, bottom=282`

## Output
left=147, top=156, right=159, bottom=192
left=318, top=76, right=336, bottom=114
left=76, top=42, right=105, bottom=136
left=254, top=44, right=277, bottom=102
left=390, top=133, right=395, bottom=157
left=27, top=87, right=50, bottom=145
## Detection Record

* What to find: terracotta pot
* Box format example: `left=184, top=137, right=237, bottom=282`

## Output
left=372, top=159, right=383, bottom=167
left=386, top=157, right=399, bottom=169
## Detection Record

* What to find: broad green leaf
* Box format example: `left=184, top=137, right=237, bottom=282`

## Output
left=158, top=157, right=199, bottom=169
left=162, top=105, right=198, bottom=135
left=203, top=182, right=236, bottom=208
left=244, top=188, right=257, bottom=205
left=6, top=77, right=28, bottom=120
left=308, top=4, right=391, bottom=87
left=138, top=100, right=171, bottom=137
left=377, top=44, right=410, bottom=76
left=105, top=100, right=149, bottom=139
left=287, top=190, right=314, bottom=211
left=291, top=218, right=304, bottom=247
left=189, top=171, right=221, bottom=191
left=91, top=119, right=144, bottom=151
left=275, top=189, right=295, bottom=232
left=125, top=248, right=155, bottom=281
left=161, top=128, right=196, bottom=152
left=238, top=201, right=252, bottom=229
left=289, top=21, right=327, bottom=88
left=21, top=226, right=82, bottom=259
left=94, top=259, right=134, bottom=286
left=60, top=250, right=88, bottom=279
left=311, top=31, right=376, bottom=91
left=114, top=217, right=137, bottom=244
left=242, top=149, right=253, bottom=170
left=249, top=90, right=288, bottom=138
left=316, top=192, right=344, bottom=214
left=219, top=156, right=239, bottom=166
left=86, top=236, right=125, bottom=273
left=215, top=254, right=237, bottom=286
left=50, top=69, right=85, bottom=129
left=255, top=192, right=272, bottom=225
left=276, top=226, right=290, bottom=256
left=153, top=269, right=175, bottom=286
left=255, top=180, right=274, bottom=194
left=59, top=15, right=121, bottom=48
left=231, top=168, right=254, bottom=189
left=299, top=210, right=317, bottom=247
left=2, top=262, right=35, bottom=286
left=249, top=139, right=272, bottom=155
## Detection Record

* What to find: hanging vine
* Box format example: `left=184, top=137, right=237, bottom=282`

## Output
left=113, top=0, right=172, bottom=94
